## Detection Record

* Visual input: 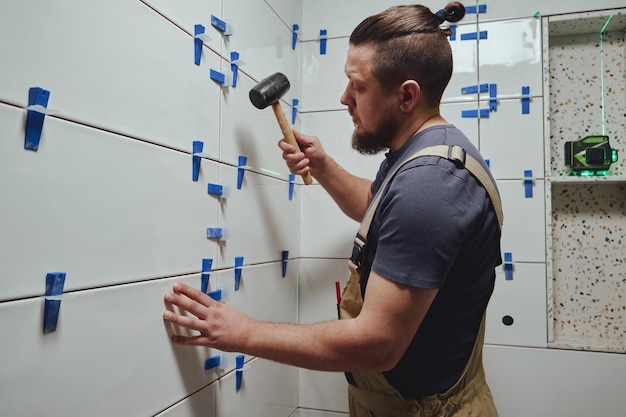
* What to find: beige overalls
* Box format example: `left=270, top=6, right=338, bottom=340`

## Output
left=339, top=145, right=504, bottom=417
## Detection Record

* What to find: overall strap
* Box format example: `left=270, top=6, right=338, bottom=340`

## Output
left=350, top=145, right=503, bottom=267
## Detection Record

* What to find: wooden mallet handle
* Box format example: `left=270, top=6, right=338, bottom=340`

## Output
left=271, top=102, right=313, bottom=185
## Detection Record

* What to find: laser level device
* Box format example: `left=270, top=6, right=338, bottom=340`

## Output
left=564, top=135, right=618, bottom=176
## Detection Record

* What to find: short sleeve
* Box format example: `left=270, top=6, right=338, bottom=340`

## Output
left=370, top=162, right=481, bottom=289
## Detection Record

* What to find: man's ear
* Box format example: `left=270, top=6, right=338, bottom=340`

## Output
left=399, top=80, right=421, bottom=113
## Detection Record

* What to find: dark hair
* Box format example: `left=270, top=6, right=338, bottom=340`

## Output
left=349, top=2, right=465, bottom=107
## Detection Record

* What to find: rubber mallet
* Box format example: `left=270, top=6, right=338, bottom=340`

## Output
left=249, top=72, right=313, bottom=185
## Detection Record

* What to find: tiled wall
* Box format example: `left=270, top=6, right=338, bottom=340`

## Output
left=2, top=0, right=626, bottom=416
left=0, top=0, right=300, bottom=416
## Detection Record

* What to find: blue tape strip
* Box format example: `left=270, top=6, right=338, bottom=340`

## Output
left=521, top=86, right=530, bottom=114
left=291, top=99, right=299, bottom=125
left=504, top=252, right=513, bottom=280
left=236, top=354, right=245, bottom=391
left=25, top=87, right=51, bottom=151
left=461, top=108, right=490, bottom=118
left=292, top=24, right=299, bottom=50
left=230, top=51, right=239, bottom=88
left=449, top=24, right=456, bottom=41
left=194, top=24, right=205, bottom=65
left=211, top=15, right=227, bottom=33
left=201, top=258, right=213, bottom=293
left=524, top=170, right=533, bottom=198
left=281, top=250, right=289, bottom=278
left=208, top=289, right=222, bottom=301
left=460, top=31, right=488, bottom=40
left=205, top=355, right=221, bottom=370
left=288, top=174, right=295, bottom=201
left=207, top=227, right=223, bottom=239
left=319, top=29, right=327, bottom=55
left=192, top=141, right=203, bottom=181
left=237, top=155, right=247, bottom=189
left=43, top=272, right=66, bottom=334
left=466, top=4, right=487, bottom=14
left=207, top=183, right=223, bottom=196
left=489, top=83, right=498, bottom=111
left=485, top=159, right=490, bottom=167
left=234, top=256, right=244, bottom=291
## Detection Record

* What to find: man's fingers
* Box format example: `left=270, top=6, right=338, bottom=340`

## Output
left=278, top=138, right=295, bottom=153
left=163, top=309, right=207, bottom=333
left=164, top=283, right=215, bottom=320
left=172, top=282, right=212, bottom=304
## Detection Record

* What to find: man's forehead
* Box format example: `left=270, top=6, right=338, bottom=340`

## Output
left=344, top=44, right=376, bottom=76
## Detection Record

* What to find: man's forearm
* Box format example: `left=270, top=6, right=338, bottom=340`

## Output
left=238, top=318, right=393, bottom=373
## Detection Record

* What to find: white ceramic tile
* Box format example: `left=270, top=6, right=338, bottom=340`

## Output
left=141, top=0, right=223, bottom=54
left=216, top=261, right=298, bottom=334
left=155, top=382, right=217, bottom=417
left=0, top=275, right=218, bottom=417
left=298, top=259, right=350, bottom=412
left=265, top=0, right=301, bottom=30
left=216, top=358, right=298, bottom=417
left=0, top=0, right=222, bottom=156
left=484, top=345, right=626, bottom=417
left=444, top=21, right=479, bottom=103
left=478, top=18, right=543, bottom=99
left=0, top=104, right=219, bottom=301
left=300, top=0, right=477, bottom=41
left=223, top=0, right=300, bottom=89
left=298, top=111, right=383, bottom=180
left=498, top=179, right=546, bottom=263
left=215, top=165, right=298, bottom=268
left=298, top=369, right=350, bottom=413
left=486, top=263, right=547, bottom=348
left=220, top=71, right=299, bottom=179
left=300, top=38, right=349, bottom=112
left=299, top=259, right=347, bottom=325
left=300, top=186, right=359, bottom=259
left=440, top=102, right=480, bottom=150
left=480, top=0, right=626, bottom=22
left=301, top=25, right=479, bottom=110
left=479, top=97, right=544, bottom=180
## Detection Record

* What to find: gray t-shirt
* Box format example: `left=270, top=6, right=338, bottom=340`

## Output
left=354, top=124, right=502, bottom=399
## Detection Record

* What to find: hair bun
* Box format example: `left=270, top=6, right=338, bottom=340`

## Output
left=443, top=2, right=466, bottom=23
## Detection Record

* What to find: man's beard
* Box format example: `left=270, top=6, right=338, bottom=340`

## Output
left=351, top=110, right=401, bottom=155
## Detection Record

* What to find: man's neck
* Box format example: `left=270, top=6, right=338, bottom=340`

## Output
left=388, top=109, right=446, bottom=151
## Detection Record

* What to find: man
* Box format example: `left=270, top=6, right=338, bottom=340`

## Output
left=163, top=3, right=502, bottom=416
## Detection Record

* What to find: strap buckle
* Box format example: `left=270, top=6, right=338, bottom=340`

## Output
left=448, top=145, right=466, bottom=167
left=350, top=234, right=366, bottom=268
